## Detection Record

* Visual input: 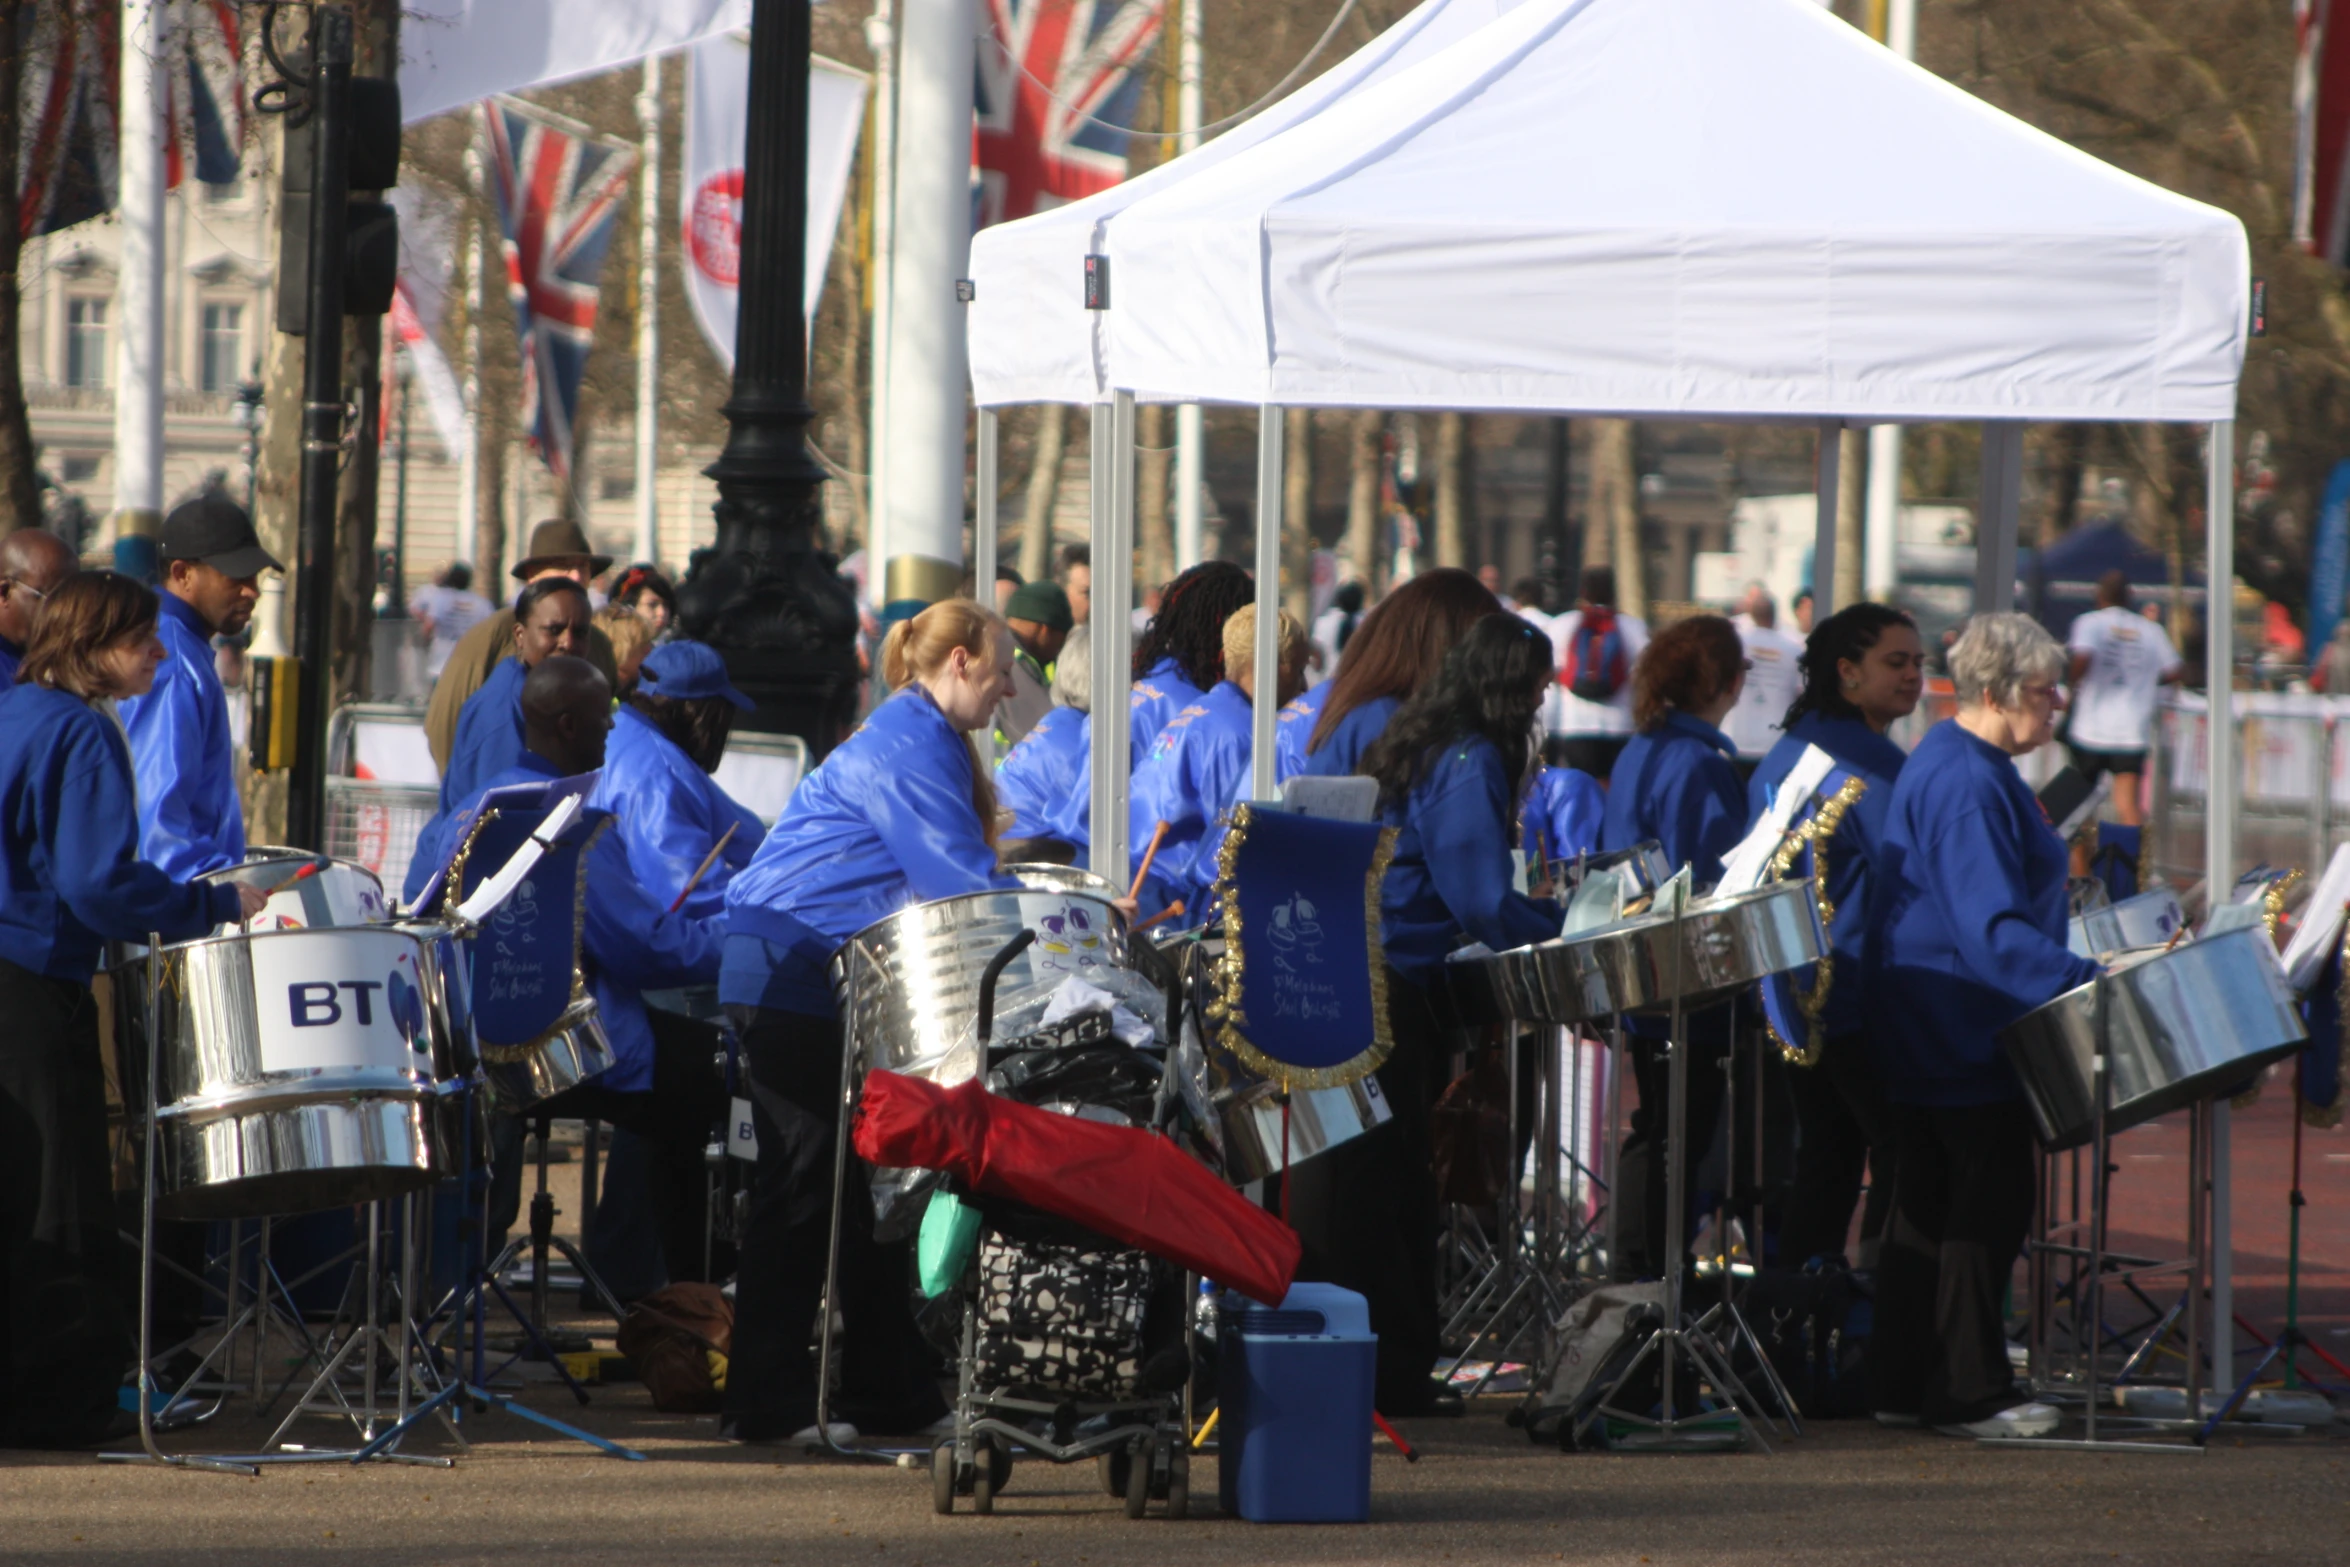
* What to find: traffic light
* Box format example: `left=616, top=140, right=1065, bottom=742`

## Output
left=276, top=74, right=402, bottom=335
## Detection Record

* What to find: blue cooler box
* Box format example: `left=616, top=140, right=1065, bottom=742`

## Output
left=1217, top=1282, right=1376, bottom=1523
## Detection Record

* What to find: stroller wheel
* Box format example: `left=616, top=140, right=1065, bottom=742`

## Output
left=1166, top=1443, right=1189, bottom=1520
left=972, top=1436, right=998, bottom=1516
left=1124, top=1437, right=1153, bottom=1519
left=987, top=1438, right=1014, bottom=1496
left=931, top=1444, right=956, bottom=1515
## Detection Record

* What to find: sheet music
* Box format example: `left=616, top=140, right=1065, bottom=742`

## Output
left=1715, top=744, right=1837, bottom=897
left=2281, top=842, right=2350, bottom=992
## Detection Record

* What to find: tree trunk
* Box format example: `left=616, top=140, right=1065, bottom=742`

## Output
left=1433, top=412, right=1467, bottom=570
left=1284, top=408, right=1314, bottom=618
left=1018, top=403, right=1063, bottom=584
left=1835, top=424, right=1864, bottom=611
left=1590, top=418, right=1644, bottom=616
left=0, top=3, right=40, bottom=535
left=1138, top=401, right=1173, bottom=593
left=1345, top=410, right=1382, bottom=593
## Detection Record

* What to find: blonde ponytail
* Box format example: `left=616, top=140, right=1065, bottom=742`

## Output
left=881, top=597, right=1007, bottom=848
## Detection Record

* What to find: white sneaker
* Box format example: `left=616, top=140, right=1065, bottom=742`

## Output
left=1939, top=1401, right=2059, bottom=1440
left=791, top=1421, right=860, bottom=1448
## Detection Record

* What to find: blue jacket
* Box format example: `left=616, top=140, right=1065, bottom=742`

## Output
left=441, top=656, right=529, bottom=812
left=1603, top=713, right=1746, bottom=886
left=1273, top=684, right=1330, bottom=781
left=723, top=685, right=1018, bottom=1014
left=995, top=703, right=1089, bottom=842
left=0, top=684, right=241, bottom=983
left=116, top=591, right=245, bottom=878
left=1749, top=713, right=1908, bottom=1038
left=1523, top=766, right=1605, bottom=865
left=1128, top=657, right=1204, bottom=769
left=0, top=634, right=21, bottom=686
left=1297, top=694, right=1401, bottom=780
left=1129, top=680, right=1256, bottom=915
left=440, top=750, right=722, bottom=1094
left=1872, top=720, right=2098, bottom=1107
left=1378, top=735, right=1561, bottom=985
left=590, top=705, right=766, bottom=921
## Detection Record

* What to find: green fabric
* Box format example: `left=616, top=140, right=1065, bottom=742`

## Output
left=917, top=1189, right=982, bottom=1298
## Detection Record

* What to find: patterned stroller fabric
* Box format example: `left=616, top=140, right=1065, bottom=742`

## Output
left=973, top=1235, right=1156, bottom=1399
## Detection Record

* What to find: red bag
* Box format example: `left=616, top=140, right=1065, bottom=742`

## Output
left=852, top=1070, right=1301, bottom=1306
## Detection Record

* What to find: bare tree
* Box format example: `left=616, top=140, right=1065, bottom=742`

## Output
left=0, top=3, right=41, bottom=535
left=1432, top=412, right=1467, bottom=569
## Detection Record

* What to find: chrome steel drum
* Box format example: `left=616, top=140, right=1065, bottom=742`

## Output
left=1442, top=942, right=1552, bottom=1026
left=398, top=919, right=487, bottom=1169
left=1005, top=863, right=1121, bottom=898
left=831, top=888, right=1132, bottom=1085
left=1521, top=880, right=1825, bottom=1025
left=2069, top=887, right=2185, bottom=960
left=476, top=996, right=614, bottom=1113
left=1999, top=927, right=2307, bottom=1151
left=124, top=924, right=444, bottom=1220
left=203, top=851, right=390, bottom=932
left=1548, top=841, right=1673, bottom=901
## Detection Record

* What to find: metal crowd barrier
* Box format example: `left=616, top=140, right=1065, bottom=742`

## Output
left=2149, top=692, right=2345, bottom=890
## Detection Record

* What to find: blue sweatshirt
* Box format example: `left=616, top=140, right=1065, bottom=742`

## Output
left=1523, top=765, right=1605, bottom=865
left=116, top=591, right=245, bottom=877
left=723, top=685, right=1018, bottom=1015
left=0, top=634, right=21, bottom=686
left=1602, top=713, right=1746, bottom=886
left=1129, top=680, right=1256, bottom=916
left=1748, top=713, right=1908, bottom=1038
left=1872, top=720, right=2099, bottom=1107
left=1128, top=657, right=1204, bottom=769
left=0, top=683, right=242, bottom=983
left=1297, top=694, right=1401, bottom=780
left=441, top=656, right=530, bottom=812
left=1378, top=735, right=1562, bottom=985
left=995, top=703, right=1089, bottom=842
left=1272, top=684, right=1330, bottom=781
left=589, top=705, right=766, bottom=921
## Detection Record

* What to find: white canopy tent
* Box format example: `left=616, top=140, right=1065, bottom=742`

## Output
left=966, top=0, right=2252, bottom=1379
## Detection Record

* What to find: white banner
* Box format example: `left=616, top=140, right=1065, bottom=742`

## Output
left=682, top=36, right=867, bottom=371
left=399, top=0, right=751, bottom=124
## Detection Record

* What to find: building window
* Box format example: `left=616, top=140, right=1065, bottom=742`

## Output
left=65, top=298, right=107, bottom=389
left=60, top=454, right=100, bottom=483
left=200, top=302, right=243, bottom=393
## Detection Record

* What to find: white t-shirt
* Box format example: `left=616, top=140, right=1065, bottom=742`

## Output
left=1541, top=608, right=1649, bottom=738
left=409, top=585, right=493, bottom=678
left=2066, top=605, right=2180, bottom=752
left=1724, top=617, right=1805, bottom=758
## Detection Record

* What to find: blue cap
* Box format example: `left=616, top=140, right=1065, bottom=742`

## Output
left=637, top=640, right=753, bottom=709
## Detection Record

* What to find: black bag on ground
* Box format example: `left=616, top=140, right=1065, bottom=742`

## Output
left=1738, top=1262, right=1873, bottom=1419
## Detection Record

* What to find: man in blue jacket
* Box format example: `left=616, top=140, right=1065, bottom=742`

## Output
left=0, top=528, right=76, bottom=685
left=118, top=494, right=278, bottom=877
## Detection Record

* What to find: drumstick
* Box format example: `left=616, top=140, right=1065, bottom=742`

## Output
left=667, top=823, right=741, bottom=915
left=1130, top=820, right=1171, bottom=902
left=1132, top=900, right=1186, bottom=934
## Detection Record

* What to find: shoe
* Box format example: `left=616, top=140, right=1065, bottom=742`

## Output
left=1872, top=1411, right=1923, bottom=1428
left=721, top=1418, right=858, bottom=1448
left=791, top=1421, right=860, bottom=1448
left=1936, top=1401, right=2059, bottom=1440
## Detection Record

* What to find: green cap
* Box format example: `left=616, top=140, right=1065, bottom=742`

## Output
left=1004, top=579, right=1073, bottom=632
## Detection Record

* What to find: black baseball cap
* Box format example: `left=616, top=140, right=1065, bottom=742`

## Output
left=159, top=492, right=282, bottom=578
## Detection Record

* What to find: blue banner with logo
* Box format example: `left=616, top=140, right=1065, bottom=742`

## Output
left=1206, top=806, right=1396, bottom=1089
left=2307, top=460, right=2350, bottom=662
left=459, top=799, right=609, bottom=1050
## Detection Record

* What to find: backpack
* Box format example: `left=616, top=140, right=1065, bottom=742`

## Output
left=1562, top=609, right=1628, bottom=704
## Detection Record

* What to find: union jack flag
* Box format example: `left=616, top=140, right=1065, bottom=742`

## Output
left=481, top=97, right=638, bottom=482
left=169, top=0, right=248, bottom=190
left=974, top=0, right=1167, bottom=229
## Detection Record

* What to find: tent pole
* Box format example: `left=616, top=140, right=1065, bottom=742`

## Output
left=1090, top=393, right=1138, bottom=893
left=1865, top=423, right=1901, bottom=601
left=1251, top=405, right=1285, bottom=801
left=974, top=407, right=998, bottom=601
left=1973, top=421, right=2024, bottom=613
left=1813, top=419, right=1841, bottom=617
left=2205, top=417, right=2237, bottom=1391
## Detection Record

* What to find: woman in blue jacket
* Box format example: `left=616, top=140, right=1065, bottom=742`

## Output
left=720, top=599, right=1021, bottom=1445
left=1125, top=560, right=1254, bottom=767
left=0, top=573, right=266, bottom=1447
left=1292, top=613, right=1560, bottom=1416
left=1748, top=604, right=1922, bottom=1270
left=1299, top=568, right=1499, bottom=780
left=440, top=577, right=594, bottom=810
left=1872, top=613, right=2093, bottom=1441
left=1600, top=614, right=1748, bottom=1281
left=995, top=625, right=1090, bottom=853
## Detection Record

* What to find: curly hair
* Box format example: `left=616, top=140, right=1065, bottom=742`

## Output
left=1361, top=614, right=1555, bottom=805
left=1783, top=602, right=1915, bottom=731
left=1131, top=560, right=1253, bottom=688
left=1631, top=614, right=1744, bottom=732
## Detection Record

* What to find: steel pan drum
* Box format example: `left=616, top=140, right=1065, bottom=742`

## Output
left=122, top=924, right=445, bottom=1220
left=1549, top=840, right=1673, bottom=900
left=831, top=888, right=1132, bottom=1085
left=1999, top=927, right=2307, bottom=1150
left=1498, top=880, right=1824, bottom=1026
left=476, top=996, right=614, bottom=1112
left=1004, top=863, right=1122, bottom=898
left=203, top=851, right=390, bottom=932
left=2069, top=887, right=2185, bottom=959
left=398, top=918, right=487, bottom=1168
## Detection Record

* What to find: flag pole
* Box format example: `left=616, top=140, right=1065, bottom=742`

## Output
left=113, top=0, right=171, bottom=579
left=634, top=55, right=663, bottom=570
left=1173, top=0, right=1204, bottom=571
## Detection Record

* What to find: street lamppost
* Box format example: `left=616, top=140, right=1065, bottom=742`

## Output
left=674, top=0, right=861, bottom=753
left=233, top=377, right=265, bottom=517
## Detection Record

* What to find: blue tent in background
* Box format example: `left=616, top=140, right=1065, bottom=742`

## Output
left=2020, top=522, right=2205, bottom=641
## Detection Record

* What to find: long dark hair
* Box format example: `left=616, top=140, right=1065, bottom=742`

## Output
left=1783, top=602, right=1915, bottom=730
left=628, top=691, right=738, bottom=774
left=1310, top=567, right=1500, bottom=752
left=1361, top=614, right=1554, bottom=805
left=1131, top=560, right=1253, bottom=688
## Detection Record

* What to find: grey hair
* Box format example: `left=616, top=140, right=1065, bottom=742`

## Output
left=1948, top=612, right=2066, bottom=709
left=1050, top=623, right=1091, bottom=712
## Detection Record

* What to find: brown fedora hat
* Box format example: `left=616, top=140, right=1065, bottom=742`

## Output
left=511, top=518, right=615, bottom=580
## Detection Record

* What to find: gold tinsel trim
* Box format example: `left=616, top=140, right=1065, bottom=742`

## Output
left=1759, top=774, right=1867, bottom=1068
left=2262, top=868, right=2305, bottom=945
left=1204, top=803, right=1399, bottom=1092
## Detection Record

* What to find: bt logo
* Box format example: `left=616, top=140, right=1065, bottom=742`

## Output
left=288, top=968, right=427, bottom=1038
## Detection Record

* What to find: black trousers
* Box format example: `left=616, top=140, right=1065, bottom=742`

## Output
left=1613, top=1007, right=1732, bottom=1280
left=1779, top=1030, right=1898, bottom=1269
left=1287, top=969, right=1444, bottom=1416
left=721, top=1005, right=943, bottom=1439
left=1874, top=1099, right=2037, bottom=1424
left=0, top=958, right=132, bottom=1445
